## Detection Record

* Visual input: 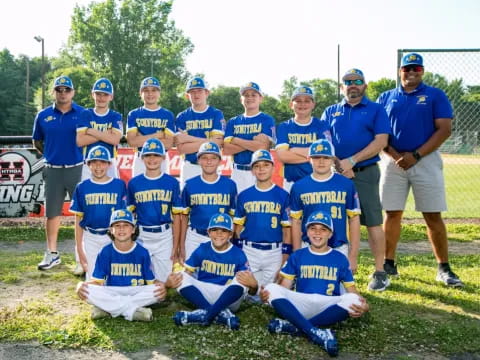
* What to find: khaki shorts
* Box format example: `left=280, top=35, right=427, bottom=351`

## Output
left=352, top=164, right=383, bottom=227
left=380, top=151, right=446, bottom=212
left=43, top=165, right=82, bottom=217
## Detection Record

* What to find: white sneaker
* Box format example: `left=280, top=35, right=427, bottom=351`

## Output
left=132, top=307, right=153, bottom=322
left=37, top=251, right=61, bottom=270
left=91, top=306, right=110, bottom=320
left=73, top=263, right=85, bottom=276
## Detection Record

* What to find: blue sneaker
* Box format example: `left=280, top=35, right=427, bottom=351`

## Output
left=267, top=318, right=301, bottom=336
left=38, top=251, right=61, bottom=270
left=214, top=309, right=240, bottom=330
left=173, top=309, right=208, bottom=326
left=308, top=328, right=338, bottom=357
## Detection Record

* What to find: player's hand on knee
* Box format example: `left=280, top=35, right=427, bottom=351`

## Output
left=76, top=282, right=89, bottom=301
left=165, top=272, right=183, bottom=289
left=348, top=297, right=369, bottom=318
left=154, top=281, right=167, bottom=301
left=259, top=286, right=270, bottom=303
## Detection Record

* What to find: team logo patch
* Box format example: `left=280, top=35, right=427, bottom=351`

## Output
left=416, top=95, right=428, bottom=104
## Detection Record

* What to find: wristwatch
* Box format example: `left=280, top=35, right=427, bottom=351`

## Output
left=412, top=150, right=422, bottom=161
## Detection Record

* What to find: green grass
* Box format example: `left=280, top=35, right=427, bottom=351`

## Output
left=0, top=249, right=479, bottom=359
left=0, top=226, right=74, bottom=243
left=404, top=155, right=480, bottom=218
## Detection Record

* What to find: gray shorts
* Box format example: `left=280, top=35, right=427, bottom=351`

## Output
left=352, top=163, right=383, bottom=227
left=379, top=151, right=446, bottom=212
left=43, top=165, right=82, bottom=217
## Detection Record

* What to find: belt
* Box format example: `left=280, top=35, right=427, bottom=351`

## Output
left=44, top=162, right=83, bottom=169
left=190, top=227, right=209, bottom=236
left=85, top=227, right=108, bottom=235
left=140, top=223, right=171, bottom=233
left=233, top=163, right=251, bottom=171
left=243, top=241, right=282, bottom=250
left=353, top=163, right=376, bottom=173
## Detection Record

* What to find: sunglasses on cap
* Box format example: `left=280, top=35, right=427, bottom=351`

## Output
left=343, top=79, right=364, bottom=86
left=401, top=65, right=423, bottom=73
left=55, top=87, right=73, bottom=93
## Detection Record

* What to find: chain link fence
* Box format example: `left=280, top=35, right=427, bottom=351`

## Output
left=397, top=49, right=480, bottom=218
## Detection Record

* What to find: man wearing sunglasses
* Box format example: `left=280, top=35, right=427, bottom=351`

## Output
left=377, top=53, right=463, bottom=288
left=321, top=69, right=391, bottom=292
left=32, top=75, right=92, bottom=271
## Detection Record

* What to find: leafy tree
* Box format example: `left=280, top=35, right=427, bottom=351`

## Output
left=366, top=78, right=396, bottom=101
left=208, top=86, right=244, bottom=121
left=69, top=0, right=193, bottom=117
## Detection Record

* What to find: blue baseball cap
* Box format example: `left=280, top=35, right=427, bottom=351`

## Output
left=186, top=77, right=208, bottom=92
left=309, top=139, right=335, bottom=158
left=86, top=145, right=111, bottom=163
left=208, top=213, right=233, bottom=232
left=140, top=77, right=161, bottom=91
left=291, top=86, right=314, bottom=100
left=250, top=149, right=274, bottom=166
left=197, top=142, right=221, bottom=159
left=110, top=209, right=136, bottom=226
left=401, top=52, right=423, bottom=67
left=53, top=75, right=74, bottom=90
left=92, top=78, right=113, bottom=95
left=342, top=68, right=365, bottom=80
left=240, top=81, right=263, bottom=96
left=141, top=138, right=166, bottom=157
left=305, top=210, right=334, bottom=232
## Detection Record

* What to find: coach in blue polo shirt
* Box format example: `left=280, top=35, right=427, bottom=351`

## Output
left=377, top=53, right=463, bottom=288
left=32, top=75, right=91, bottom=271
left=321, top=69, right=391, bottom=292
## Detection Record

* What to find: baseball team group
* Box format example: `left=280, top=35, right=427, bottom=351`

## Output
left=30, top=52, right=463, bottom=357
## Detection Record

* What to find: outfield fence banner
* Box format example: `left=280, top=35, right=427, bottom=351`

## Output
left=397, top=49, right=480, bottom=218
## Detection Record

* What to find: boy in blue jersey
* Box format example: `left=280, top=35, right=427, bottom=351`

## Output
left=290, top=139, right=363, bottom=278
left=175, top=77, right=225, bottom=188
left=260, top=211, right=369, bottom=357
left=77, top=78, right=123, bottom=181
left=126, top=77, right=175, bottom=176
left=276, top=86, right=331, bottom=192
left=179, top=142, right=237, bottom=261
left=76, top=209, right=167, bottom=321
left=70, top=145, right=127, bottom=279
left=223, top=82, right=275, bottom=193
left=127, top=138, right=183, bottom=282
left=167, top=213, right=258, bottom=330
left=234, top=149, right=291, bottom=290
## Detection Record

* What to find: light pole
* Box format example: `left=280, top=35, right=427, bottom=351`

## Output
left=34, top=36, right=45, bottom=108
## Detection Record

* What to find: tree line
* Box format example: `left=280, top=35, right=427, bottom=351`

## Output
left=0, top=0, right=479, bottom=138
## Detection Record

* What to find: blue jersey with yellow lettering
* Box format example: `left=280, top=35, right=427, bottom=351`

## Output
left=290, top=173, right=361, bottom=247
left=32, top=102, right=91, bottom=165
left=377, top=82, right=453, bottom=152
left=224, top=112, right=275, bottom=165
left=127, top=173, right=182, bottom=226
left=77, top=108, right=123, bottom=159
left=182, top=175, right=237, bottom=232
left=70, top=178, right=127, bottom=230
left=321, top=97, right=390, bottom=167
left=185, top=242, right=249, bottom=285
left=92, top=242, right=155, bottom=286
left=234, top=184, right=290, bottom=243
left=176, top=106, right=225, bottom=164
left=126, top=106, right=175, bottom=152
left=276, top=117, right=331, bottom=182
left=280, top=247, right=354, bottom=296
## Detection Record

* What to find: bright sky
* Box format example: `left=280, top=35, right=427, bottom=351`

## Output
left=1, top=0, right=479, bottom=97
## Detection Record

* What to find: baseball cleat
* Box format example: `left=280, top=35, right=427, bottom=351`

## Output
left=132, top=307, right=153, bottom=322
left=91, top=306, right=110, bottom=320
left=214, top=309, right=240, bottom=330
left=383, top=262, right=399, bottom=278
left=267, top=318, right=301, bottom=336
left=436, top=269, right=464, bottom=288
left=368, top=271, right=390, bottom=292
left=73, top=263, right=86, bottom=276
left=173, top=309, right=208, bottom=326
left=308, top=328, right=339, bottom=357
left=38, top=251, right=61, bottom=270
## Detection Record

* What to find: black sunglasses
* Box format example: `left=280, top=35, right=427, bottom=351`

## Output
left=55, top=87, right=73, bottom=93
left=343, top=79, right=364, bottom=86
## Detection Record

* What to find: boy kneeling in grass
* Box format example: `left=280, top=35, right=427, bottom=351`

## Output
left=76, top=209, right=166, bottom=321
left=167, top=213, right=257, bottom=330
